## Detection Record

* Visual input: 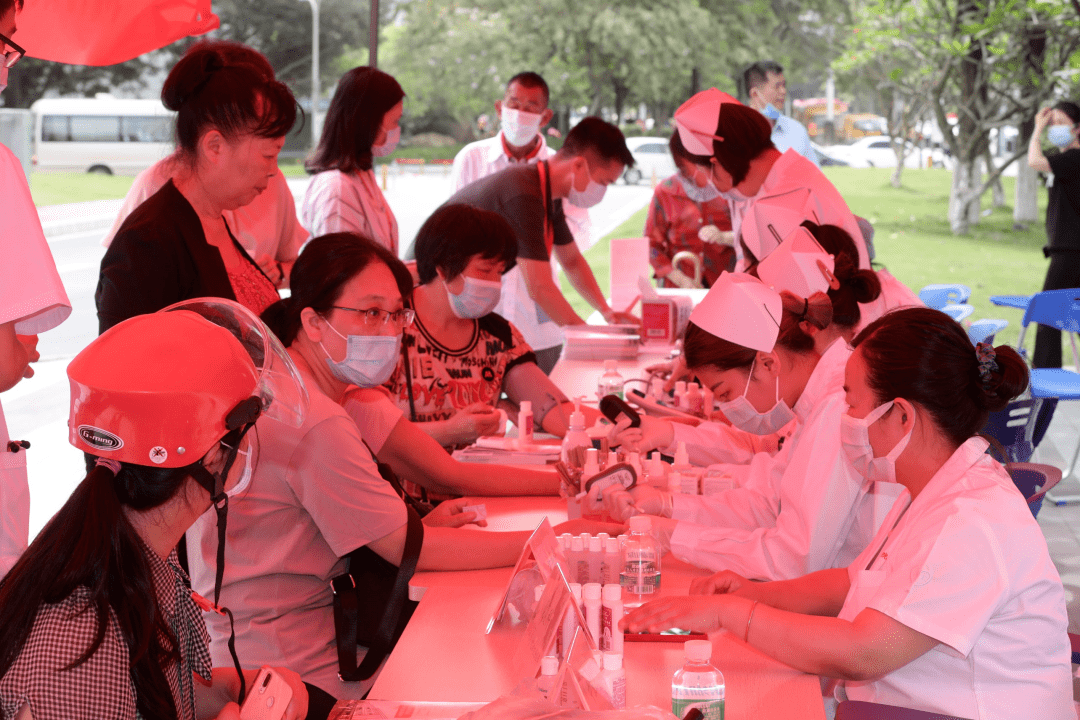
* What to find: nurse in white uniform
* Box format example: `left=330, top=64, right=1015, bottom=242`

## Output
left=603, top=267, right=898, bottom=580
left=0, top=9, right=71, bottom=578
left=624, top=307, right=1074, bottom=720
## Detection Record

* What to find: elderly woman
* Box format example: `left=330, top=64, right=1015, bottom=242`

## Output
left=302, top=67, right=404, bottom=254
left=96, top=42, right=297, bottom=332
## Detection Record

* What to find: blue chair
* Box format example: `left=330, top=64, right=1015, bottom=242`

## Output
left=989, top=294, right=1032, bottom=312
left=966, top=318, right=1008, bottom=345
left=982, top=397, right=1040, bottom=464
left=941, top=303, right=974, bottom=323
left=836, top=700, right=970, bottom=720
left=1005, top=462, right=1062, bottom=517
left=1018, top=289, right=1080, bottom=495
left=919, top=284, right=971, bottom=310
left=1071, top=632, right=1080, bottom=665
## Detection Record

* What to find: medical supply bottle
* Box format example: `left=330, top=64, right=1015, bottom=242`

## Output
left=600, top=583, right=623, bottom=653
left=601, top=537, right=621, bottom=584
left=601, top=651, right=626, bottom=709
left=598, top=360, right=625, bottom=400
left=620, top=515, right=661, bottom=607
left=570, top=536, right=587, bottom=584
left=672, top=640, right=724, bottom=720
left=684, top=382, right=704, bottom=415
left=537, top=655, right=560, bottom=700
left=583, top=583, right=603, bottom=645
left=561, top=398, right=590, bottom=466
left=674, top=380, right=688, bottom=408
left=518, top=400, right=534, bottom=448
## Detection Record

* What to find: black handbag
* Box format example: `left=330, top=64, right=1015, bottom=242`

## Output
left=330, top=448, right=427, bottom=681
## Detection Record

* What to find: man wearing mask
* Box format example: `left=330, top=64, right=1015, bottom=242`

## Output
left=450, top=72, right=593, bottom=249
left=0, top=0, right=72, bottom=577
left=443, top=117, right=638, bottom=373
left=744, top=61, right=819, bottom=167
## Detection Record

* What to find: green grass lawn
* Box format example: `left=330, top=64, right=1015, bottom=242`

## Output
left=30, top=172, right=136, bottom=207
left=560, top=167, right=1053, bottom=352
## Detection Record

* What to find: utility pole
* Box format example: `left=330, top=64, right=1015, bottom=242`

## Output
left=369, top=0, right=379, bottom=67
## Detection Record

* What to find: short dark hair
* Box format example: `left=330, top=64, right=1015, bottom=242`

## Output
left=558, top=116, right=635, bottom=168
left=306, top=67, right=405, bottom=175
left=161, top=41, right=298, bottom=161
left=712, top=104, right=774, bottom=185
left=743, top=60, right=784, bottom=96
left=262, top=233, right=413, bottom=345
left=0, top=0, right=23, bottom=16
left=853, top=307, right=1029, bottom=448
left=415, top=204, right=517, bottom=285
left=1053, top=100, right=1080, bottom=126
left=506, top=72, right=550, bottom=106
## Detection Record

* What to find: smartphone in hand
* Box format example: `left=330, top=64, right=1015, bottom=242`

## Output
left=239, top=667, right=292, bottom=720
left=600, top=394, right=641, bottom=428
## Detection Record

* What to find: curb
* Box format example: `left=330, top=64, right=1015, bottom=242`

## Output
left=42, top=215, right=115, bottom=239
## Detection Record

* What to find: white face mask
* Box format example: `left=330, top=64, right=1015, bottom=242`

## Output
left=678, top=173, right=721, bottom=204
left=372, top=126, right=401, bottom=157
left=840, top=400, right=916, bottom=483
left=566, top=161, right=607, bottom=208
left=320, top=319, right=401, bottom=387
left=447, top=275, right=502, bottom=319
left=716, top=358, right=795, bottom=435
left=500, top=107, right=543, bottom=148
left=224, top=437, right=255, bottom=498
left=1048, top=124, right=1075, bottom=149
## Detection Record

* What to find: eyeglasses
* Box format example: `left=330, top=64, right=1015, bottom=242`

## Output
left=331, top=306, right=415, bottom=328
left=0, top=32, right=25, bottom=70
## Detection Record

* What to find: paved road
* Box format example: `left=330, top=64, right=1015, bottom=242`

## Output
left=6, top=172, right=653, bottom=536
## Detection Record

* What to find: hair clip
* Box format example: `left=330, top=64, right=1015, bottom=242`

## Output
left=975, top=342, right=998, bottom=385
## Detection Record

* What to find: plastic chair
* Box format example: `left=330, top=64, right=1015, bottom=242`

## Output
left=1005, top=462, right=1062, bottom=517
left=966, top=318, right=1008, bottom=345
left=835, top=700, right=970, bottom=720
left=982, top=397, right=1041, bottom=464
left=989, top=293, right=1032, bottom=312
left=918, top=283, right=971, bottom=310
left=1070, top=632, right=1080, bottom=665
left=940, top=303, right=974, bottom=323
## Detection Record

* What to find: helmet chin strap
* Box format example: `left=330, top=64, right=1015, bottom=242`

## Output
left=189, top=422, right=252, bottom=703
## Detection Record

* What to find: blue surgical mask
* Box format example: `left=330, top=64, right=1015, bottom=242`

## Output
left=677, top=173, right=721, bottom=204
left=762, top=103, right=781, bottom=121
left=1048, top=124, right=1075, bottom=149
left=566, top=163, right=608, bottom=208
left=320, top=320, right=401, bottom=387
left=447, top=275, right=502, bottom=319
left=373, top=126, right=401, bottom=157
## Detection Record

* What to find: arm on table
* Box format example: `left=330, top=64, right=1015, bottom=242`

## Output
left=519, top=256, right=587, bottom=326
left=411, top=403, right=501, bottom=448
left=369, top=523, right=532, bottom=572
left=379, top=415, right=559, bottom=496
left=552, top=242, right=638, bottom=325
left=502, top=360, right=602, bottom=436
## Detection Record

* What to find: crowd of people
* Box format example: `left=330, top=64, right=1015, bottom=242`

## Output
left=0, top=3, right=1075, bottom=718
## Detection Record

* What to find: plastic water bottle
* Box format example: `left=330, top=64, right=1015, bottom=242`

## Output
left=598, top=360, right=625, bottom=400
left=620, top=515, right=661, bottom=607
left=671, top=640, right=725, bottom=720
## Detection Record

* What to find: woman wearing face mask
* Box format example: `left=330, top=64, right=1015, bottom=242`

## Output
left=189, top=233, right=531, bottom=717
left=672, top=88, right=869, bottom=273
left=303, top=67, right=404, bottom=254
left=645, top=132, right=735, bottom=289
left=97, top=41, right=298, bottom=333
left=624, top=308, right=1073, bottom=720
left=601, top=272, right=900, bottom=580
left=383, top=204, right=600, bottom=452
left=1028, top=101, right=1080, bottom=370
left=0, top=301, right=309, bottom=720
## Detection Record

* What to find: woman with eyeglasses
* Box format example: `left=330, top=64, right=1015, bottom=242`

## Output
left=96, top=40, right=298, bottom=333
left=302, top=67, right=404, bottom=255
left=187, top=232, right=532, bottom=719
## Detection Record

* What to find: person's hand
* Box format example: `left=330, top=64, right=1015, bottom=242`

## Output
left=689, top=570, right=749, bottom=596
left=215, top=702, right=241, bottom=720
left=423, top=498, right=488, bottom=528
left=601, top=484, right=671, bottom=522
left=16, top=335, right=38, bottom=379
left=605, top=310, right=641, bottom=326
left=269, top=667, right=308, bottom=720
left=620, top=595, right=727, bottom=634
left=663, top=355, right=690, bottom=393
left=609, top=414, right=674, bottom=455
left=445, top=404, right=502, bottom=445
left=1035, top=107, right=1054, bottom=131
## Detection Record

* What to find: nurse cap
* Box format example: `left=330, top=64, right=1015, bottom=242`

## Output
left=674, top=88, right=741, bottom=156
left=688, top=272, right=782, bottom=352
left=756, top=226, right=839, bottom=299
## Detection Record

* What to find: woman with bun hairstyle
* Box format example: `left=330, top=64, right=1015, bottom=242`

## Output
left=599, top=272, right=902, bottom=581
left=96, top=41, right=298, bottom=332
left=302, top=68, right=404, bottom=254
left=625, top=308, right=1073, bottom=720
left=0, top=301, right=309, bottom=720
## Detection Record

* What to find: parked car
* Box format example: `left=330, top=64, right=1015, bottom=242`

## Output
left=623, top=136, right=676, bottom=184
left=810, top=142, right=849, bottom=167
left=823, top=136, right=946, bottom=169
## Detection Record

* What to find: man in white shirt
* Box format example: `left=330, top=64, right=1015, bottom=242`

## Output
left=451, top=72, right=593, bottom=248
left=743, top=61, right=819, bottom=167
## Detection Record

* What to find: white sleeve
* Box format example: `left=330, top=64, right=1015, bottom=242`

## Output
left=102, top=163, right=166, bottom=247
left=449, top=146, right=474, bottom=191
left=667, top=420, right=784, bottom=467
left=272, top=172, right=308, bottom=262
left=668, top=395, right=865, bottom=580
left=302, top=173, right=370, bottom=239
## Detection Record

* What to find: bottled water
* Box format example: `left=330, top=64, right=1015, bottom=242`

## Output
left=619, top=515, right=661, bottom=608
left=671, top=640, right=725, bottom=720
left=597, top=360, right=625, bottom=400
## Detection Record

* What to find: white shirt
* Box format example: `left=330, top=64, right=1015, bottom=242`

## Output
left=0, top=143, right=71, bottom=578
left=189, top=368, right=408, bottom=700
left=771, top=115, right=819, bottom=167
left=667, top=340, right=903, bottom=579
left=837, top=438, right=1073, bottom=720
left=302, top=169, right=399, bottom=256
left=729, top=149, right=869, bottom=270
left=667, top=416, right=791, bottom=469
left=450, top=132, right=593, bottom=249
left=340, top=386, right=405, bottom=455
left=103, top=159, right=308, bottom=266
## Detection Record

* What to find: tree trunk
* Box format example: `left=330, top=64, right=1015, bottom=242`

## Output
left=1014, top=154, right=1039, bottom=228
left=891, top=163, right=903, bottom=189
left=1015, top=23, right=1047, bottom=226
left=949, top=158, right=982, bottom=234
left=986, top=153, right=1005, bottom=208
